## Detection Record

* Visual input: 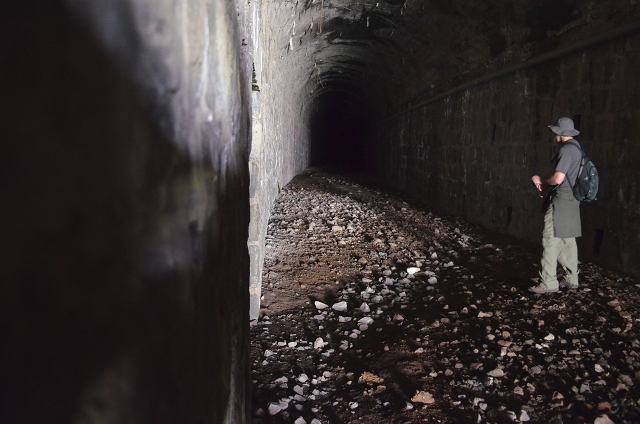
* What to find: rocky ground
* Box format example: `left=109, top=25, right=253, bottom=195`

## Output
left=250, top=169, right=640, bottom=424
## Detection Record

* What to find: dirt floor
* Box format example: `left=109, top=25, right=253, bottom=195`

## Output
left=250, top=169, right=639, bottom=424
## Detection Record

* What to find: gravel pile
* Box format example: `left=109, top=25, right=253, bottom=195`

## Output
left=251, top=170, right=639, bottom=424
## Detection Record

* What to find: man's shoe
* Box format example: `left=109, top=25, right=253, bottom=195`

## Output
left=528, top=284, right=559, bottom=294
left=560, top=281, right=579, bottom=289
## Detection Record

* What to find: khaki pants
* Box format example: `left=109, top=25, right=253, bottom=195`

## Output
left=540, top=204, right=579, bottom=289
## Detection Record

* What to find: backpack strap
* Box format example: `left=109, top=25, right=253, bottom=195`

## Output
left=566, top=140, right=586, bottom=188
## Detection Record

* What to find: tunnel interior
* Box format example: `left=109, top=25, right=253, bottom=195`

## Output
left=250, top=0, right=640, bottom=331
left=2, top=0, right=640, bottom=422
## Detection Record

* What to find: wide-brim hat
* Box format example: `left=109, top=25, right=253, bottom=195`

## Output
left=548, top=117, right=580, bottom=136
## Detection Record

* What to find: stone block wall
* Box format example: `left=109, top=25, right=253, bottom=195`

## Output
left=1, top=0, right=251, bottom=422
left=373, top=33, right=640, bottom=278
left=247, top=0, right=311, bottom=319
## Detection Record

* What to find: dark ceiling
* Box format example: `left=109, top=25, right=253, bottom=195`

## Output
left=263, top=0, right=638, bottom=115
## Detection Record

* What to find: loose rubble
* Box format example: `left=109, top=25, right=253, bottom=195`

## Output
left=251, top=170, right=640, bottom=424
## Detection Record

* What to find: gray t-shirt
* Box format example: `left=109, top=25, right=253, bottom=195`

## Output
left=555, top=139, right=582, bottom=188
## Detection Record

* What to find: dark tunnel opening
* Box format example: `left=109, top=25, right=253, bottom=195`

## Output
left=309, top=89, right=376, bottom=177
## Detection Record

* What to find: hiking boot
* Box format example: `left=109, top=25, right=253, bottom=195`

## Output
left=528, top=284, right=559, bottom=294
left=560, top=281, right=579, bottom=290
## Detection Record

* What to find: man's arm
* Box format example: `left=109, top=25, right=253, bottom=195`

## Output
left=531, top=171, right=566, bottom=191
left=542, top=171, right=565, bottom=187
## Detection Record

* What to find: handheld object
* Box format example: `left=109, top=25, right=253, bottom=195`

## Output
left=535, top=183, right=543, bottom=198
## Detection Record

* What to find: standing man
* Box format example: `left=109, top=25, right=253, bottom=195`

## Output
left=530, top=117, right=583, bottom=293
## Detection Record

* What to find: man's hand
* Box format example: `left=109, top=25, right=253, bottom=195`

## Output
left=531, top=175, right=542, bottom=188
left=531, top=175, right=544, bottom=198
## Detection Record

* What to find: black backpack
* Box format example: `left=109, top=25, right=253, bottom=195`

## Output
left=569, top=142, right=599, bottom=202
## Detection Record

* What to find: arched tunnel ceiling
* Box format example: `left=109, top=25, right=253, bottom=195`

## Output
left=263, top=0, right=640, bottom=118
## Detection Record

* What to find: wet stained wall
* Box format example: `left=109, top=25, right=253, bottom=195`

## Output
left=1, top=0, right=251, bottom=422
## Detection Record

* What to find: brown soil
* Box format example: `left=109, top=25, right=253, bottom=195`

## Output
left=250, top=169, right=639, bottom=424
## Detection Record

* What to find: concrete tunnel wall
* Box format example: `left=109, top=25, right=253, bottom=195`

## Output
left=3, top=0, right=640, bottom=422
left=247, top=0, right=311, bottom=319
left=2, top=0, right=252, bottom=422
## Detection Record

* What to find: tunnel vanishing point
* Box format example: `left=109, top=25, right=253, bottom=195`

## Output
left=1, top=0, right=640, bottom=422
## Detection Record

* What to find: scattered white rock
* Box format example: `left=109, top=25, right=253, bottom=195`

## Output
left=488, top=368, right=504, bottom=378
left=314, top=338, right=326, bottom=349
left=332, top=301, right=348, bottom=312
left=314, top=301, right=328, bottom=310
left=407, top=267, right=420, bottom=275
left=268, top=399, right=289, bottom=415
left=358, top=317, right=374, bottom=326
left=360, top=302, right=371, bottom=313
left=274, top=376, right=288, bottom=385
left=544, top=333, right=555, bottom=341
